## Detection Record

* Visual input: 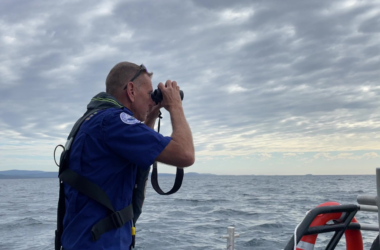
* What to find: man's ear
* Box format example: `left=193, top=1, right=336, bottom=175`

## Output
left=125, top=82, right=135, bottom=103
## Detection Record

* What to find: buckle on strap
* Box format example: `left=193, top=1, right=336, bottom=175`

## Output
left=111, top=211, right=124, bottom=228
left=91, top=204, right=134, bottom=241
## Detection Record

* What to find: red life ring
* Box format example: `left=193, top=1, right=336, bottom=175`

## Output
left=296, top=201, right=363, bottom=250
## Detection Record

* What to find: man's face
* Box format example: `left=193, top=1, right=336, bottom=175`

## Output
left=133, top=73, right=154, bottom=122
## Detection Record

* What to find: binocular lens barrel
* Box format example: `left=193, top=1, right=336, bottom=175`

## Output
left=151, top=89, right=184, bottom=104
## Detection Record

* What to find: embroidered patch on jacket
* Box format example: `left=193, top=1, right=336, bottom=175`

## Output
left=120, top=112, right=140, bottom=125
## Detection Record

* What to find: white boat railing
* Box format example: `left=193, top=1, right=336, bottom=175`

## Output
left=356, top=168, right=380, bottom=245
left=222, top=226, right=239, bottom=250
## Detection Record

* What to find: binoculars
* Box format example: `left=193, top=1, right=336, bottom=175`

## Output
left=151, top=89, right=184, bottom=105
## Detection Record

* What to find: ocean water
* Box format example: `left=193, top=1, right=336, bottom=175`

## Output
left=0, top=175, right=378, bottom=250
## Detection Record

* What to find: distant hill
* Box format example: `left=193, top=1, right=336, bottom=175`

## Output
left=0, top=170, right=57, bottom=179
left=186, top=172, right=216, bottom=176
left=149, top=172, right=216, bottom=177
left=0, top=170, right=216, bottom=179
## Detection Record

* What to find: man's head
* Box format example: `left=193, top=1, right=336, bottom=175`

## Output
left=106, top=62, right=155, bottom=122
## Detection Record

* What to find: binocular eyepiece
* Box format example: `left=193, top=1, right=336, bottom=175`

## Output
left=151, top=89, right=184, bottom=105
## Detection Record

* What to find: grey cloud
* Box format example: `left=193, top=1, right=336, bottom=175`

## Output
left=358, top=15, right=380, bottom=34
left=0, top=0, right=379, bottom=157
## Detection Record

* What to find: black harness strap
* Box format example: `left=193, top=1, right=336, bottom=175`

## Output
left=55, top=107, right=133, bottom=250
left=150, top=111, right=184, bottom=195
left=56, top=176, right=66, bottom=250
left=55, top=109, right=101, bottom=250
left=59, top=169, right=134, bottom=241
left=59, top=169, right=115, bottom=212
left=91, top=205, right=134, bottom=241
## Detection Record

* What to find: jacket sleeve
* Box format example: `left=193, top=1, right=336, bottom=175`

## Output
left=103, top=111, right=172, bottom=169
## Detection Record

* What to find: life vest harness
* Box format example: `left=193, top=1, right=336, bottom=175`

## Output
left=55, top=108, right=135, bottom=250
left=54, top=94, right=184, bottom=250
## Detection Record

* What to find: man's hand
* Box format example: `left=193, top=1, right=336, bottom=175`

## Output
left=158, top=80, right=182, bottom=113
left=144, top=103, right=161, bottom=129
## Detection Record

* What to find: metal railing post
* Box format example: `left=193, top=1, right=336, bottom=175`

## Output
left=376, top=168, right=380, bottom=246
left=222, top=226, right=240, bottom=250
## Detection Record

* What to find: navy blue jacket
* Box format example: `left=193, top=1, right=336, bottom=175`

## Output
left=61, top=94, right=171, bottom=250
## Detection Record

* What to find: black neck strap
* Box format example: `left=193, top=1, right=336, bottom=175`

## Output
left=150, top=111, right=184, bottom=195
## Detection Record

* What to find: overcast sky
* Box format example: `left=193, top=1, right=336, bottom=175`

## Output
left=0, top=0, right=379, bottom=175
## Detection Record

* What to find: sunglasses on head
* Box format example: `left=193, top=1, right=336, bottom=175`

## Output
left=123, top=64, right=148, bottom=90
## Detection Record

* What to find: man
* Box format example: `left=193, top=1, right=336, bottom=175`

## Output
left=60, top=62, right=195, bottom=249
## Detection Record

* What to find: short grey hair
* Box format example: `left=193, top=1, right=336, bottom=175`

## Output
left=105, top=62, right=153, bottom=95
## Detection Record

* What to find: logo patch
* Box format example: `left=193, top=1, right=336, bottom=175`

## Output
left=120, top=112, right=140, bottom=125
